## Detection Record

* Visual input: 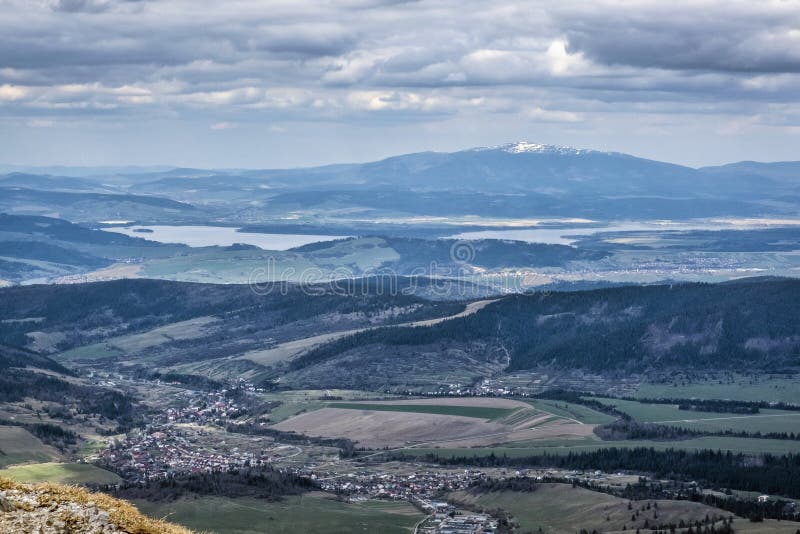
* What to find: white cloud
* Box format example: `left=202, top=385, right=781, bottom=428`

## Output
left=1, top=0, right=800, bottom=165
left=0, top=84, right=29, bottom=101
left=210, top=121, right=237, bottom=130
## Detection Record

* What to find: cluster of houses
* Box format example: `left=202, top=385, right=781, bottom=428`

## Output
left=97, top=424, right=273, bottom=483
left=310, top=468, right=488, bottom=501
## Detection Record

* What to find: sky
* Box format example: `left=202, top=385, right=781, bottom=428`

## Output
left=1, top=0, right=799, bottom=168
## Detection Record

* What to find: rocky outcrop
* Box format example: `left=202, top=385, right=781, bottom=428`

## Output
left=0, top=477, right=191, bottom=534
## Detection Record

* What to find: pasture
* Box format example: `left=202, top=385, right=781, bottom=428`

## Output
left=401, top=434, right=800, bottom=458
left=135, top=493, right=423, bottom=534
left=524, top=399, right=617, bottom=425
left=0, top=426, right=61, bottom=467
left=588, top=397, right=800, bottom=434
left=0, top=462, right=121, bottom=485
left=56, top=342, right=123, bottom=362
left=449, top=483, right=800, bottom=534
left=636, top=374, right=800, bottom=404
left=326, top=402, right=516, bottom=420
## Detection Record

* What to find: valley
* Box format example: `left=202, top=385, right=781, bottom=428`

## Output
left=1, top=275, right=800, bottom=532
left=2, top=145, right=800, bottom=533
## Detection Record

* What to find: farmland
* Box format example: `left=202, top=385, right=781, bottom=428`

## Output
left=272, top=398, right=593, bottom=448
left=450, top=483, right=800, bottom=534
left=326, top=402, right=517, bottom=420
left=636, top=374, right=800, bottom=404
left=0, top=462, right=121, bottom=485
left=0, top=426, right=61, bottom=467
left=524, top=399, right=617, bottom=425
left=135, top=492, right=424, bottom=534
left=589, top=397, right=800, bottom=434
left=401, top=434, right=800, bottom=458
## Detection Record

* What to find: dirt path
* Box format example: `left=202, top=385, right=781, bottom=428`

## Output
left=237, top=298, right=497, bottom=366
left=653, top=413, right=800, bottom=424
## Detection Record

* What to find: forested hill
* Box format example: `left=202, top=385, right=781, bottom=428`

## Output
left=0, top=344, right=69, bottom=373
left=293, top=277, right=800, bottom=372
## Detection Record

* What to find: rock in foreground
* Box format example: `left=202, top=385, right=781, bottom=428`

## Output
left=0, top=477, right=191, bottom=534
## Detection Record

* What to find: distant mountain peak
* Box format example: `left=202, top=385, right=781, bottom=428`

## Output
left=470, top=141, right=601, bottom=156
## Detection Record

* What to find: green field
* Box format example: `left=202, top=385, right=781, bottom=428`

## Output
left=135, top=493, right=423, bottom=534
left=524, top=399, right=617, bottom=425
left=636, top=375, right=800, bottom=404
left=56, top=342, right=123, bottom=362
left=0, top=462, right=122, bottom=485
left=401, top=434, right=800, bottom=457
left=0, top=426, right=60, bottom=467
left=262, top=390, right=398, bottom=423
left=327, top=402, right=516, bottom=420
left=588, top=397, right=800, bottom=434
left=450, top=484, right=800, bottom=534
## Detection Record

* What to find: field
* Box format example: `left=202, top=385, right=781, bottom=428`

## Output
left=0, top=462, right=122, bottom=485
left=56, top=342, right=123, bottom=362
left=262, top=390, right=401, bottom=423
left=401, top=434, right=800, bottom=458
left=106, top=316, right=218, bottom=353
left=636, top=374, right=800, bottom=403
left=0, top=426, right=61, bottom=467
left=589, top=397, right=800, bottom=434
left=272, top=398, right=592, bottom=448
left=524, top=399, right=617, bottom=425
left=450, top=483, right=800, bottom=534
left=134, top=493, right=423, bottom=534
left=326, top=402, right=516, bottom=420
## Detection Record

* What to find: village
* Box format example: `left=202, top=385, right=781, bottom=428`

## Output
left=85, top=376, right=799, bottom=533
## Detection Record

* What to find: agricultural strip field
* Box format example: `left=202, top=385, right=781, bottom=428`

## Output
left=0, top=462, right=122, bottom=485
left=272, top=398, right=592, bottom=449
left=400, top=435, right=800, bottom=457
left=135, top=493, right=424, bottom=534
left=589, top=397, right=800, bottom=434
left=449, top=483, right=800, bottom=534
left=523, top=399, right=617, bottom=425
left=0, top=426, right=61, bottom=467
left=327, top=402, right=516, bottom=420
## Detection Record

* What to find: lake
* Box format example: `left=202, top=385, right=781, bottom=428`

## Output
left=448, top=221, right=739, bottom=245
left=102, top=225, right=346, bottom=250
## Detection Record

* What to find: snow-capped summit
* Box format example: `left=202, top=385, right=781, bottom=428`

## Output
left=470, top=141, right=600, bottom=156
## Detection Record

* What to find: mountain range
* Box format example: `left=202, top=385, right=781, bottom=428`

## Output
left=1, top=142, right=798, bottom=224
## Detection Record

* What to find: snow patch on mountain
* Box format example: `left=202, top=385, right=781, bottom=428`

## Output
left=470, top=142, right=604, bottom=156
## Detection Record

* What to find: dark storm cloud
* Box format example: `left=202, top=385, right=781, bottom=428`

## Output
left=554, top=3, right=800, bottom=74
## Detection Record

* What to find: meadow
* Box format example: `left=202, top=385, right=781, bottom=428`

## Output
left=0, top=462, right=121, bottom=485
left=449, top=483, right=800, bottom=534
left=0, top=426, right=60, bottom=467
left=588, top=397, right=800, bottom=434
left=524, top=399, right=617, bottom=425
left=402, top=434, right=800, bottom=458
left=135, top=493, right=423, bottom=534
left=326, top=402, right=517, bottom=420
left=636, top=375, right=800, bottom=404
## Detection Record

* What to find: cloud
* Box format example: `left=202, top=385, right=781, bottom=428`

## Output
left=27, top=119, right=55, bottom=127
left=0, top=84, right=28, bottom=101
left=1, top=0, right=800, bottom=165
left=210, top=121, right=237, bottom=130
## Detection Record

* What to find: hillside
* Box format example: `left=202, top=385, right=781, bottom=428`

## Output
left=291, top=278, right=800, bottom=378
left=4, top=143, right=800, bottom=223
left=0, top=477, right=191, bottom=533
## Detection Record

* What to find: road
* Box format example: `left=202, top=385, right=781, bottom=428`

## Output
left=653, top=412, right=800, bottom=424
